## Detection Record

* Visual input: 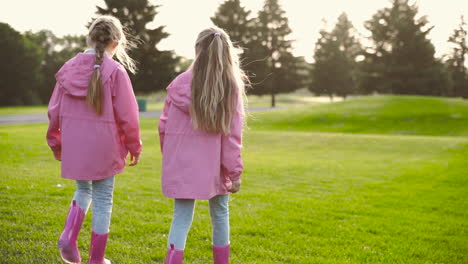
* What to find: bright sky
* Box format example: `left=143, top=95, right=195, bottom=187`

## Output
left=1, top=0, right=467, bottom=62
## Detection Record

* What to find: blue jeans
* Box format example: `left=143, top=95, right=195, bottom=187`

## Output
left=167, top=195, right=230, bottom=249
left=72, top=176, right=115, bottom=234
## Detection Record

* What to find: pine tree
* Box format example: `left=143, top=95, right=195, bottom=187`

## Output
left=252, top=0, right=301, bottom=107
left=361, top=0, right=445, bottom=95
left=310, top=14, right=361, bottom=99
left=211, top=0, right=253, bottom=45
left=446, top=16, right=468, bottom=98
left=95, top=0, right=179, bottom=94
left=211, top=0, right=257, bottom=92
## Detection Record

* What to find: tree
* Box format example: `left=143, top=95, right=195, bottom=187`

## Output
left=361, top=0, right=446, bottom=95
left=310, top=14, right=362, bottom=99
left=446, top=16, right=468, bottom=98
left=211, top=0, right=253, bottom=46
left=25, top=30, right=86, bottom=103
left=210, top=0, right=260, bottom=95
left=95, top=0, right=179, bottom=94
left=250, top=0, right=302, bottom=107
left=0, top=23, right=43, bottom=106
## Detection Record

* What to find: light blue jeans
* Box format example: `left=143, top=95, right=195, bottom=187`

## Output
left=72, top=176, right=115, bottom=234
left=167, top=195, right=230, bottom=249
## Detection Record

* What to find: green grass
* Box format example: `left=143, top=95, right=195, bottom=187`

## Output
left=143, top=89, right=324, bottom=111
left=1, top=95, right=467, bottom=263
left=0, top=105, right=47, bottom=115
left=250, top=95, right=468, bottom=136
left=0, top=90, right=320, bottom=115
left=246, top=89, right=331, bottom=108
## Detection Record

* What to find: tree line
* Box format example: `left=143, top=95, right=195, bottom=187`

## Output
left=312, top=0, right=467, bottom=100
left=0, top=0, right=466, bottom=106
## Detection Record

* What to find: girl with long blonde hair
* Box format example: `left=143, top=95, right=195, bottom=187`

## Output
left=47, top=15, right=142, bottom=264
left=158, top=26, right=247, bottom=264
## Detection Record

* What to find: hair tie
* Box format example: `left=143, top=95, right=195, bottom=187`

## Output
left=94, top=64, right=101, bottom=69
left=214, top=32, right=221, bottom=37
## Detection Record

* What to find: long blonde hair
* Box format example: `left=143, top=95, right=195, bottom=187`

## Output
left=190, top=27, right=248, bottom=134
left=86, top=15, right=136, bottom=115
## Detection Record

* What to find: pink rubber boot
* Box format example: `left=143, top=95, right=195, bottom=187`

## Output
left=213, top=245, right=230, bottom=264
left=58, top=200, right=86, bottom=264
left=88, top=232, right=111, bottom=264
left=164, top=244, right=184, bottom=264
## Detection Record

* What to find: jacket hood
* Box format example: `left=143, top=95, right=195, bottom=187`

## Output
left=55, top=53, right=119, bottom=97
left=167, top=70, right=193, bottom=113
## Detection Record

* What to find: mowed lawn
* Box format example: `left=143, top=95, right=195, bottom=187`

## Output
left=251, top=95, right=468, bottom=136
left=0, top=89, right=328, bottom=115
left=0, top=96, right=467, bottom=263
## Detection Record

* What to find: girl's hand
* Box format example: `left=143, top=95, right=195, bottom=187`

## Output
left=53, top=149, right=61, bottom=161
left=129, top=154, right=139, bottom=166
left=229, top=179, right=241, bottom=193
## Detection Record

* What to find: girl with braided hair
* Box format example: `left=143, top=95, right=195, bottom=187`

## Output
left=46, top=15, right=142, bottom=264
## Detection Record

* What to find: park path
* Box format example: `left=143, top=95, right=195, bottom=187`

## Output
left=0, top=106, right=283, bottom=125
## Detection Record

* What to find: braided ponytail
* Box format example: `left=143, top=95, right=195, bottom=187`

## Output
left=86, top=16, right=136, bottom=115
left=86, top=41, right=106, bottom=114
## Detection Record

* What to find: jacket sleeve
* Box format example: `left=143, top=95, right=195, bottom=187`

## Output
left=221, top=98, right=244, bottom=181
left=46, top=83, right=63, bottom=153
left=112, top=67, right=142, bottom=158
left=158, top=96, right=171, bottom=153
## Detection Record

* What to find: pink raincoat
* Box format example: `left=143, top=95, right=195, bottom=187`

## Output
left=159, top=70, right=244, bottom=200
left=46, top=53, right=142, bottom=181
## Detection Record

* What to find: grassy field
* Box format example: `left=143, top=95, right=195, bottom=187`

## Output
left=142, top=88, right=332, bottom=111
left=0, top=89, right=326, bottom=115
left=0, top=95, right=467, bottom=263
left=250, top=95, right=468, bottom=136
left=0, top=105, right=48, bottom=115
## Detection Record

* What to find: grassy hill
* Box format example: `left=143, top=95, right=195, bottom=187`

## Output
left=250, top=95, right=468, bottom=136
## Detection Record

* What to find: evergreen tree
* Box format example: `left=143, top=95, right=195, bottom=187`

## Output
left=251, top=0, right=302, bottom=107
left=310, top=14, right=362, bottom=99
left=95, top=0, right=179, bottom=94
left=0, top=23, right=43, bottom=106
left=361, top=0, right=445, bottom=95
left=446, top=16, right=468, bottom=98
left=210, top=0, right=266, bottom=97
left=310, top=29, right=342, bottom=100
left=211, top=0, right=253, bottom=45
left=211, top=0, right=257, bottom=93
